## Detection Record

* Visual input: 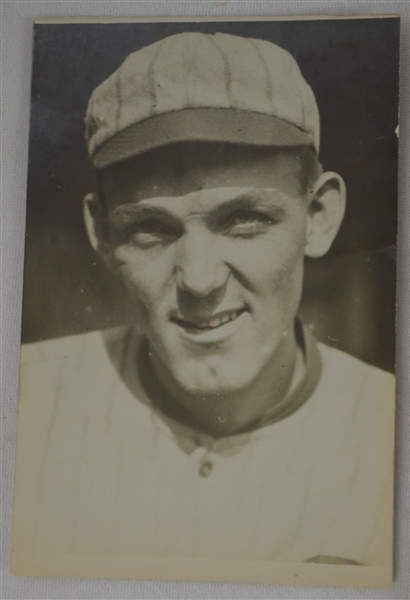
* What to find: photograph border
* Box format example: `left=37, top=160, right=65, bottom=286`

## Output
left=1, top=2, right=409, bottom=599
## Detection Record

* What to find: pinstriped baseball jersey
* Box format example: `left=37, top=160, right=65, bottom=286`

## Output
left=12, top=324, right=394, bottom=566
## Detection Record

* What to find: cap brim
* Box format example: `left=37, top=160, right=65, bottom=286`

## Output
left=92, top=108, right=315, bottom=169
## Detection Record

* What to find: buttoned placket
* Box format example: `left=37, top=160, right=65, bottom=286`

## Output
left=151, top=408, right=260, bottom=478
left=189, top=434, right=223, bottom=478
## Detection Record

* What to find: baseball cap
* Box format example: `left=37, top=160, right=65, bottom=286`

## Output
left=85, top=32, right=320, bottom=169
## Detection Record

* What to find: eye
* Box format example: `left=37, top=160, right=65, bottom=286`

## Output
left=126, top=219, right=177, bottom=246
left=232, top=211, right=267, bottom=224
left=224, top=210, right=274, bottom=236
left=133, top=220, right=166, bottom=234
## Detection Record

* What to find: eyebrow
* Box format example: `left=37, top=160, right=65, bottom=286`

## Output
left=108, top=204, right=180, bottom=228
left=108, top=190, right=287, bottom=227
left=205, top=193, right=287, bottom=226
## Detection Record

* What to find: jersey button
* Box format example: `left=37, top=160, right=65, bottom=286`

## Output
left=199, top=459, right=214, bottom=477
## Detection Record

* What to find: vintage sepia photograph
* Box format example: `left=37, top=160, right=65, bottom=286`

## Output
left=11, top=16, right=399, bottom=588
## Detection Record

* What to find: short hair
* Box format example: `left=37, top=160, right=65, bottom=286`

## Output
left=294, top=145, right=323, bottom=196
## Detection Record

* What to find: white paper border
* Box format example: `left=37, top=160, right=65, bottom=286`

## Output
left=1, top=2, right=409, bottom=599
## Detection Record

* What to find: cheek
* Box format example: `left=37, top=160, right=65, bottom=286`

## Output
left=275, top=231, right=306, bottom=287
left=262, top=255, right=305, bottom=328
left=111, top=246, right=173, bottom=315
left=251, top=240, right=305, bottom=339
left=226, top=222, right=307, bottom=296
left=271, top=232, right=306, bottom=307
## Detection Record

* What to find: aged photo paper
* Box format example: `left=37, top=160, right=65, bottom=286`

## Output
left=11, top=15, right=399, bottom=588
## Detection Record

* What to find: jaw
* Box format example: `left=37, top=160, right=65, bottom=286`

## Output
left=142, top=319, right=300, bottom=437
left=145, top=315, right=296, bottom=399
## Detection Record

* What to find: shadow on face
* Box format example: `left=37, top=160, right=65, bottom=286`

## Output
left=98, top=142, right=319, bottom=209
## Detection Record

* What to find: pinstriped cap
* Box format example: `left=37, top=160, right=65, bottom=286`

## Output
left=85, top=32, right=320, bottom=169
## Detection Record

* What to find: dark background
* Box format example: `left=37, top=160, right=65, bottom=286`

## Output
left=22, top=18, right=400, bottom=372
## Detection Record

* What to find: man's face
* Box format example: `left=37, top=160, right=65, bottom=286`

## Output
left=101, top=144, right=310, bottom=396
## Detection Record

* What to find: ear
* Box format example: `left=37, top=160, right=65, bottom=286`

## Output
left=83, top=192, right=113, bottom=267
left=304, top=172, right=346, bottom=258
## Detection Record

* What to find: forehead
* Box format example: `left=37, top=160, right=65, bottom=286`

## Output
left=100, top=143, right=304, bottom=207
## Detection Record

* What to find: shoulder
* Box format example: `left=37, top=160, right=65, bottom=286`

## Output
left=317, top=342, right=395, bottom=410
left=317, top=342, right=395, bottom=390
left=17, top=326, right=142, bottom=440
left=20, top=326, right=130, bottom=368
left=314, top=342, right=395, bottom=439
left=18, top=326, right=134, bottom=413
left=299, top=344, right=395, bottom=568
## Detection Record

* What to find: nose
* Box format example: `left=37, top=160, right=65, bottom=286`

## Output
left=175, top=229, right=228, bottom=297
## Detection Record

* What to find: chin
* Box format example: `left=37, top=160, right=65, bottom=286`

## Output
left=166, top=355, right=259, bottom=398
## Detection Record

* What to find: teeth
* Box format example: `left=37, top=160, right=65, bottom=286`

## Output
left=195, top=309, right=241, bottom=329
left=208, top=317, right=222, bottom=328
left=173, top=309, right=245, bottom=331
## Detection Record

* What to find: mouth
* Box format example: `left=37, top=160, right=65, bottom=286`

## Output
left=170, top=308, right=247, bottom=333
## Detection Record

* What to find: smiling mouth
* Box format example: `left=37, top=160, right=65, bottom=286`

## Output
left=171, top=308, right=247, bottom=332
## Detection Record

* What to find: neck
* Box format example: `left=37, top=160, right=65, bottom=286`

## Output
left=141, top=326, right=304, bottom=438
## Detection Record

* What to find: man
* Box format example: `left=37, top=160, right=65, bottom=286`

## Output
left=12, top=32, right=394, bottom=574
